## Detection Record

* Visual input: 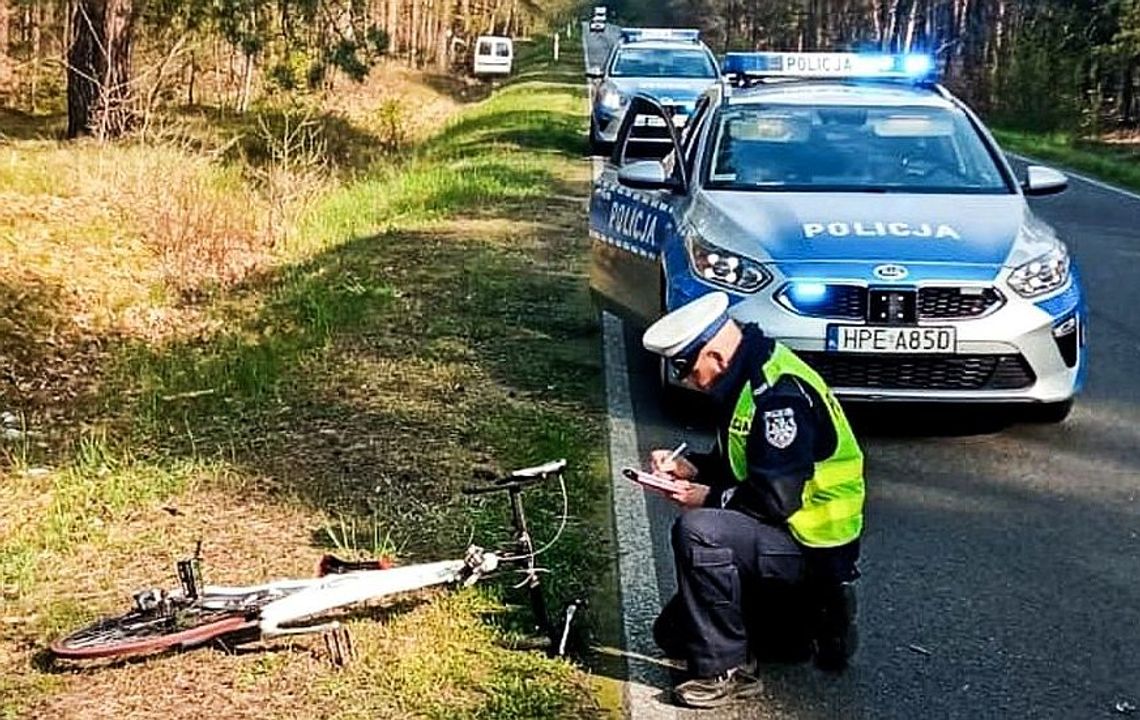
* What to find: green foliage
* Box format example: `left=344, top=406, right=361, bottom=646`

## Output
left=326, top=39, right=371, bottom=83
left=373, top=99, right=409, bottom=152
left=366, top=25, right=391, bottom=55
left=266, top=50, right=315, bottom=92
left=617, top=0, right=1140, bottom=131
left=992, top=127, right=1140, bottom=194
left=992, top=13, right=1086, bottom=132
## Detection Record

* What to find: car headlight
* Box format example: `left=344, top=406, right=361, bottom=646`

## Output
left=1007, top=245, right=1070, bottom=298
left=599, top=85, right=625, bottom=111
left=686, top=232, right=771, bottom=293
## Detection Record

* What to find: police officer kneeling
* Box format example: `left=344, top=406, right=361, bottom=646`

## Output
left=642, top=292, right=865, bottom=709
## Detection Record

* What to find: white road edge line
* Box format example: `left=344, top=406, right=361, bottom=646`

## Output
left=603, top=312, right=675, bottom=720
left=1008, top=151, right=1140, bottom=203
left=584, top=25, right=676, bottom=719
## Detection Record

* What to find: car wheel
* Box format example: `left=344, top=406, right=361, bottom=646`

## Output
left=589, top=118, right=611, bottom=157
left=1023, top=399, right=1074, bottom=424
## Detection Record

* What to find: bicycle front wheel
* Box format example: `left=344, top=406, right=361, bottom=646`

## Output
left=51, top=606, right=253, bottom=660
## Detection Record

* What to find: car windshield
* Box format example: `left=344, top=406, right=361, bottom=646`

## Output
left=611, top=48, right=717, bottom=78
left=705, top=103, right=1012, bottom=194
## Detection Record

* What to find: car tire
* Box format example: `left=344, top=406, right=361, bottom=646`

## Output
left=589, top=118, right=611, bottom=157
left=1023, top=399, right=1075, bottom=424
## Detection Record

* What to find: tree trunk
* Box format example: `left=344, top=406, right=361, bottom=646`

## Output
left=885, top=0, right=900, bottom=51
left=871, top=0, right=884, bottom=48
left=1122, top=57, right=1137, bottom=126
left=238, top=50, right=254, bottom=112
left=903, top=0, right=918, bottom=52
left=411, top=0, right=420, bottom=65
left=0, top=0, right=11, bottom=99
left=385, top=0, right=398, bottom=56
left=67, top=0, right=135, bottom=139
left=187, top=51, right=196, bottom=105
left=30, top=1, right=44, bottom=112
left=436, top=0, right=453, bottom=71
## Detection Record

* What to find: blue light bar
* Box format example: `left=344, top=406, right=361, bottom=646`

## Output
left=722, top=52, right=937, bottom=81
left=620, top=27, right=701, bottom=44
left=788, top=282, right=829, bottom=304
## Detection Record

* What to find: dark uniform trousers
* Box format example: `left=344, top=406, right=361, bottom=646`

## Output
left=668, top=508, right=805, bottom=677
left=664, top=506, right=858, bottom=678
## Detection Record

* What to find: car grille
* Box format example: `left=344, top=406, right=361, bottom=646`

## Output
left=918, top=287, right=1004, bottom=319
left=781, top=285, right=866, bottom=319
left=798, top=352, right=1036, bottom=391
left=781, top=285, right=1003, bottom=321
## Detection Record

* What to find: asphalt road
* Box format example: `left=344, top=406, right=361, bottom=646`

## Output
left=587, top=28, right=1140, bottom=719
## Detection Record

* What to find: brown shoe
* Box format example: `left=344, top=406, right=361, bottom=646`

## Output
left=673, top=662, right=761, bottom=708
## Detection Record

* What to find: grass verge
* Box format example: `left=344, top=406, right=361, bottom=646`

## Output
left=993, top=127, right=1140, bottom=193
left=1, top=35, right=619, bottom=719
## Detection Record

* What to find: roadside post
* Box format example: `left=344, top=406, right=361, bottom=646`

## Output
left=554, top=32, right=560, bottom=61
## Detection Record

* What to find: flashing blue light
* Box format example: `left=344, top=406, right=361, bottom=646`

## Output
left=903, top=54, right=934, bottom=76
left=620, top=27, right=700, bottom=43
left=722, top=51, right=936, bottom=81
left=788, top=282, right=829, bottom=304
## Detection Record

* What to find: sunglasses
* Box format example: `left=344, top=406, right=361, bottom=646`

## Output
left=669, top=352, right=697, bottom=379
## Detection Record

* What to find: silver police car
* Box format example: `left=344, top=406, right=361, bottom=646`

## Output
left=590, top=52, right=1086, bottom=421
left=587, top=29, right=721, bottom=155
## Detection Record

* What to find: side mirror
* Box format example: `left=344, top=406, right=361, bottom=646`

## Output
left=586, top=66, right=604, bottom=79
left=617, top=160, right=680, bottom=191
left=1023, top=165, right=1068, bottom=197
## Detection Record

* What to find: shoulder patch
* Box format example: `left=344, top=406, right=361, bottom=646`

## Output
left=763, top=407, right=798, bottom=449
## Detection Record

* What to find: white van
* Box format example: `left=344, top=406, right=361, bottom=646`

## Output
left=473, top=36, right=513, bottom=77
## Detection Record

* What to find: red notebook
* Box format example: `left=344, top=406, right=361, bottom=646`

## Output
left=622, top=467, right=682, bottom=494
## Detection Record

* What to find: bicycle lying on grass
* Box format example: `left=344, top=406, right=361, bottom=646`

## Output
left=51, top=459, right=582, bottom=663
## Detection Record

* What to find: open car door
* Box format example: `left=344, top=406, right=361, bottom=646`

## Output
left=588, top=94, right=688, bottom=327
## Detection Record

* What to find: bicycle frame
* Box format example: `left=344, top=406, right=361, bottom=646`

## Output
left=51, top=459, right=579, bottom=662
left=191, top=553, right=498, bottom=637
left=256, top=558, right=474, bottom=636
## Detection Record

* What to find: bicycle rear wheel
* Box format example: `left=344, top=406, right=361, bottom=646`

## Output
left=51, top=605, right=253, bottom=660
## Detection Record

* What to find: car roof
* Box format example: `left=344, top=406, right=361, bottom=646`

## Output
left=724, top=81, right=955, bottom=109
left=616, top=40, right=711, bottom=52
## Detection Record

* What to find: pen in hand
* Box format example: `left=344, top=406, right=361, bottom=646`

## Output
left=665, top=442, right=688, bottom=464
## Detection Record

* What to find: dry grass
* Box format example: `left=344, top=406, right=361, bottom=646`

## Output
left=319, top=60, right=464, bottom=144
left=1, top=39, right=616, bottom=720
left=0, top=64, right=463, bottom=427
left=0, top=142, right=264, bottom=332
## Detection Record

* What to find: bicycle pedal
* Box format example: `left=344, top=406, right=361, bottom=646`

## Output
left=322, top=626, right=355, bottom=668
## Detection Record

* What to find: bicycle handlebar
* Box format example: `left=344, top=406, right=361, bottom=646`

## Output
left=511, top=459, right=567, bottom=478
left=461, top=458, right=566, bottom=496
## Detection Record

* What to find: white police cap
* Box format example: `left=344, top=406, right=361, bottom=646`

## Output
left=642, top=291, right=730, bottom=359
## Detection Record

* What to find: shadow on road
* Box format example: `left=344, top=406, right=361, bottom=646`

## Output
left=846, top=403, right=1014, bottom=438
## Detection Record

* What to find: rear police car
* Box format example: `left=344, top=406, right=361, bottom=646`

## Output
left=587, top=28, right=720, bottom=154
left=589, top=52, right=1086, bottom=421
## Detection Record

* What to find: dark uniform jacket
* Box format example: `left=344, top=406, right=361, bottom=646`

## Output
left=687, top=324, right=860, bottom=582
